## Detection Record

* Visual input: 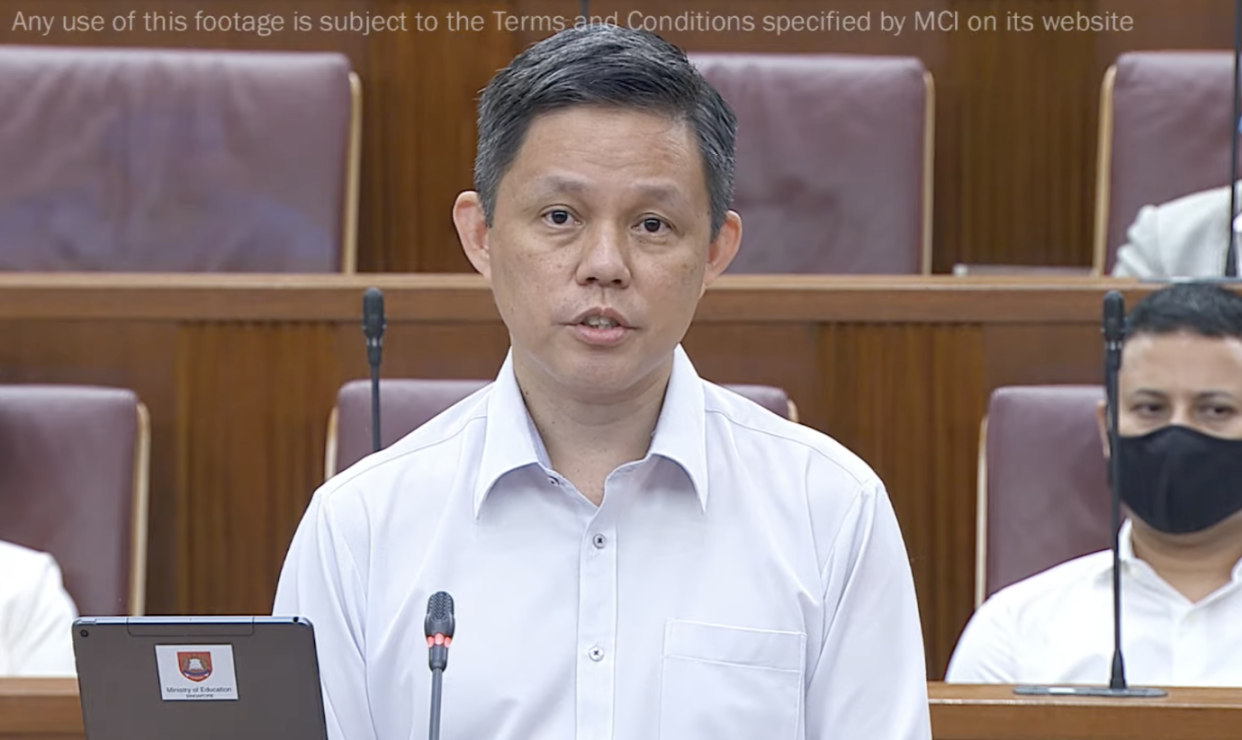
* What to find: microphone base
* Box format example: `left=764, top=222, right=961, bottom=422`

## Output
left=1140, top=276, right=1242, bottom=284
left=1014, top=684, right=1167, bottom=698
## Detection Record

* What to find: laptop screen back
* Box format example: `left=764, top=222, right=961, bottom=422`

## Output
left=73, top=616, right=327, bottom=740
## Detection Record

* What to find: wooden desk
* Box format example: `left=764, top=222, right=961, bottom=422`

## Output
left=6, top=678, right=1241, bottom=739
left=929, top=682, right=1242, bottom=739
left=0, top=274, right=1181, bottom=677
left=0, top=679, right=80, bottom=740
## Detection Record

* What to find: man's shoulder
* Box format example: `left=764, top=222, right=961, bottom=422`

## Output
left=1147, top=183, right=1235, bottom=227
left=317, top=386, right=493, bottom=505
left=702, top=382, right=878, bottom=490
left=0, top=540, right=59, bottom=593
left=981, top=549, right=1112, bottom=615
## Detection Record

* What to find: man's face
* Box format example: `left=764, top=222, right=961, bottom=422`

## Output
left=1117, top=331, right=1242, bottom=439
left=454, top=106, right=741, bottom=399
left=1106, top=330, right=1242, bottom=541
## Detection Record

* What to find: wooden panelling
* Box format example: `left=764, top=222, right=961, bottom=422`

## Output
left=9, top=677, right=1242, bottom=739
left=0, top=274, right=1197, bottom=678
left=929, top=683, right=1242, bottom=740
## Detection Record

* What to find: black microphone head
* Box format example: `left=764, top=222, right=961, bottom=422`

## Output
left=1102, top=291, right=1125, bottom=344
left=362, top=287, right=386, bottom=340
left=425, top=591, right=455, bottom=640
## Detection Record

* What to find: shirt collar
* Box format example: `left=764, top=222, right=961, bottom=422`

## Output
left=1103, top=518, right=1242, bottom=589
left=472, top=345, right=709, bottom=517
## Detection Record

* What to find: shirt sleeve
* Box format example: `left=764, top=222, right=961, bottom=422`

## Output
left=272, top=488, right=376, bottom=740
left=805, top=478, right=931, bottom=740
left=944, top=594, right=1018, bottom=683
left=1112, top=204, right=1161, bottom=278
left=5, top=553, right=78, bottom=676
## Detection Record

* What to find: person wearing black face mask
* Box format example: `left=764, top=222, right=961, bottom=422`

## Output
left=948, top=282, right=1242, bottom=687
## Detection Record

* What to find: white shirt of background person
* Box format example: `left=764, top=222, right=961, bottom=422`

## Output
left=0, top=540, right=78, bottom=676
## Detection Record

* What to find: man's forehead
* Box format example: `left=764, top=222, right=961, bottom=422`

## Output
left=1120, top=332, right=1242, bottom=385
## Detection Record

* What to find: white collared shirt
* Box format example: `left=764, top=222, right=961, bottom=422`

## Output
left=0, top=540, right=78, bottom=676
left=947, top=520, right=1242, bottom=686
left=274, top=345, right=930, bottom=740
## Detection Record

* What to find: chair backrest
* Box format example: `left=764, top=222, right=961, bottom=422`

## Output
left=0, top=386, right=149, bottom=616
left=0, top=45, right=360, bottom=272
left=977, top=385, right=1110, bottom=606
left=326, top=379, right=797, bottom=479
left=1094, top=51, right=1239, bottom=275
left=689, top=53, right=933, bottom=274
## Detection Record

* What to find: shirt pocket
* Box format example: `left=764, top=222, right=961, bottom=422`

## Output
left=658, top=619, right=806, bottom=740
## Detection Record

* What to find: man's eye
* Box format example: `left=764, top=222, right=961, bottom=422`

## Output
left=545, top=210, right=571, bottom=226
left=641, top=217, right=665, bottom=233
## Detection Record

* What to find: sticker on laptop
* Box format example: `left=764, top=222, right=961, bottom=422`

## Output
left=154, top=645, right=239, bottom=701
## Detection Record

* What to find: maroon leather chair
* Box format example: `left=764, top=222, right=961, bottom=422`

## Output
left=1094, top=51, right=1240, bottom=275
left=0, top=45, right=360, bottom=272
left=689, top=53, right=933, bottom=274
left=976, top=385, right=1110, bottom=606
left=0, top=386, right=149, bottom=616
left=325, top=379, right=798, bottom=478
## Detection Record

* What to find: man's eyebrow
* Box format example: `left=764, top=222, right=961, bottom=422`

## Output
left=1195, top=390, right=1239, bottom=401
left=526, top=175, right=590, bottom=198
left=633, top=183, right=688, bottom=207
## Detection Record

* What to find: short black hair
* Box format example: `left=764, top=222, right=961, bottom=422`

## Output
left=473, top=24, right=737, bottom=238
left=1126, top=282, right=1242, bottom=341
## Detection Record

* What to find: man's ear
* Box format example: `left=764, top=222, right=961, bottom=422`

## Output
left=700, top=210, right=742, bottom=296
left=1095, top=399, right=1110, bottom=458
left=453, top=191, right=491, bottom=281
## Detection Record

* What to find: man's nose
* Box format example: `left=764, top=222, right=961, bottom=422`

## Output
left=576, top=226, right=631, bottom=286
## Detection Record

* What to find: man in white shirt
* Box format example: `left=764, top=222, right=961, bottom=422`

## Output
left=1112, top=183, right=1241, bottom=278
left=274, top=24, right=930, bottom=740
left=0, top=539, right=78, bottom=676
left=947, top=282, right=1242, bottom=686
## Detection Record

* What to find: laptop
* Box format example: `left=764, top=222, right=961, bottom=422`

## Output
left=72, top=616, right=328, bottom=740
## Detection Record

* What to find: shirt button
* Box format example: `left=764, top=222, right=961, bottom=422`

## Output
left=592, top=533, right=607, bottom=549
left=588, top=646, right=604, bottom=661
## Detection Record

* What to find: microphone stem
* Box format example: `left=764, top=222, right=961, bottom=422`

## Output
left=429, top=668, right=444, bottom=740
left=1107, top=352, right=1127, bottom=690
left=369, top=359, right=381, bottom=454
left=1230, top=0, right=1242, bottom=277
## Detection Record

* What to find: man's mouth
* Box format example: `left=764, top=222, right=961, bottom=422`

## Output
left=581, top=315, right=620, bottom=329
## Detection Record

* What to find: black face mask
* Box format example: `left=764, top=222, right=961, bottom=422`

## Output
left=1115, top=425, right=1242, bottom=534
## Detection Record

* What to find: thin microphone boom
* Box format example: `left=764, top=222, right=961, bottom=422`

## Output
left=1103, top=291, right=1127, bottom=690
left=1229, top=0, right=1241, bottom=277
left=1012, top=292, right=1165, bottom=699
left=362, top=288, right=386, bottom=454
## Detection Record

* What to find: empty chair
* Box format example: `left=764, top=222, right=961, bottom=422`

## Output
left=325, top=379, right=798, bottom=478
left=1094, top=51, right=1239, bottom=275
left=690, top=53, right=933, bottom=274
left=0, top=46, right=361, bottom=272
left=975, top=385, right=1109, bottom=606
left=0, top=385, right=150, bottom=616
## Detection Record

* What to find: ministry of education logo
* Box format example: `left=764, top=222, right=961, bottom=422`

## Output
left=177, top=651, right=213, bottom=682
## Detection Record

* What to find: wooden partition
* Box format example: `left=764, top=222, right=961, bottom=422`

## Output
left=930, top=683, right=1242, bottom=740
left=5, top=678, right=1241, bottom=739
left=0, top=0, right=1234, bottom=272
left=0, top=273, right=1196, bottom=676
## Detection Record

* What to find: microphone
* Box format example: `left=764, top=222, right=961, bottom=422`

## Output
left=425, top=591, right=455, bottom=740
left=1102, top=291, right=1129, bottom=691
left=1229, top=0, right=1242, bottom=278
left=1013, top=292, right=1165, bottom=698
left=362, top=288, right=386, bottom=454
